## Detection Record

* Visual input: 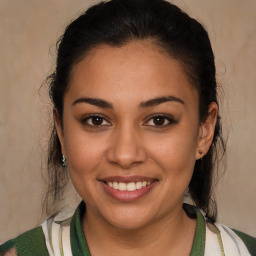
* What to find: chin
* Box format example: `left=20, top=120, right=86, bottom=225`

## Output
left=100, top=205, right=157, bottom=231
left=108, top=216, right=151, bottom=231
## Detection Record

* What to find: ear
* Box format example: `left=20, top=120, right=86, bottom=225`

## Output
left=196, top=102, right=218, bottom=160
left=54, top=109, right=66, bottom=155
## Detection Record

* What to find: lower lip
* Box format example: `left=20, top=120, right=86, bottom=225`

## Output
left=101, top=182, right=156, bottom=202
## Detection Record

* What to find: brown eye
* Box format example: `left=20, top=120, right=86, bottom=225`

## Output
left=145, top=115, right=176, bottom=127
left=152, top=116, right=166, bottom=126
left=82, top=115, right=111, bottom=127
left=91, top=116, right=104, bottom=125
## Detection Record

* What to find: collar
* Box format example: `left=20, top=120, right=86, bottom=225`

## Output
left=70, top=201, right=206, bottom=256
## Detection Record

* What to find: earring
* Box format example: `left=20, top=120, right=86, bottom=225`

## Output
left=62, top=154, right=67, bottom=168
left=198, top=150, right=203, bottom=160
left=184, top=187, right=189, bottom=197
left=198, top=150, right=204, bottom=173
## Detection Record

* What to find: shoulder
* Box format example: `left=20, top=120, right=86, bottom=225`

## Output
left=0, top=206, right=76, bottom=256
left=0, top=226, right=49, bottom=256
left=184, top=204, right=256, bottom=255
left=206, top=222, right=256, bottom=256
left=232, top=228, right=256, bottom=256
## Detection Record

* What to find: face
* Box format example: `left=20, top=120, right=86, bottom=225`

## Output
left=56, top=41, right=213, bottom=230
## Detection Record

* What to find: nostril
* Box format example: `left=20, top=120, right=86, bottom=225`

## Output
left=106, top=143, right=147, bottom=169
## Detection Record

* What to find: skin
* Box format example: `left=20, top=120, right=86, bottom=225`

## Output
left=0, top=249, right=17, bottom=256
left=55, top=41, right=217, bottom=255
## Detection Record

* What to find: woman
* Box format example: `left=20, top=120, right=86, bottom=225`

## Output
left=0, top=0, right=255, bottom=255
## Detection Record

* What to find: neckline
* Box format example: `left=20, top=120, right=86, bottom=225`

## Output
left=70, top=202, right=90, bottom=256
left=70, top=201, right=205, bottom=256
left=188, top=204, right=206, bottom=256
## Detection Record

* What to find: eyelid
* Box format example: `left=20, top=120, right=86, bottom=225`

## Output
left=81, top=114, right=111, bottom=126
left=80, top=113, right=177, bottom=128
left=143, top=114, right=177, bottom=127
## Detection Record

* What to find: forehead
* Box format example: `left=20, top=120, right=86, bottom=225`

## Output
left=67, top=41, right=198, bottom=106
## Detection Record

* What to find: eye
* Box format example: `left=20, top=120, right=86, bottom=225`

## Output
left=145, top=115, right=176, bottom=127
left=82, top=115, right=111, bottom=127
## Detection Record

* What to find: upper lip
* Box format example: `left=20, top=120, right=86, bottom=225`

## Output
left=99, top=176, right=158, bottom=183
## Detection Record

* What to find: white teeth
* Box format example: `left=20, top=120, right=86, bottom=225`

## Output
left=127, top=182, right=136, bottom=191
left=119, top=182, right=127, bottom=191
left=113, top=182, right=118, bottom=189
left=106, top=181, right=152, bottom=191
left=136, top=182, right=142, bottom=189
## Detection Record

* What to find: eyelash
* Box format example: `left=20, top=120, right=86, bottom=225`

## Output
left=144, top=114, right=177, bottom=128
left=81, top=114, right=177, bottom=128
left=81, top=114, right=111, bottom=127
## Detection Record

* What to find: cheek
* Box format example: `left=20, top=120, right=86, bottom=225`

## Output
left=147, top=127, right=198, bottom=176
left=63, top=124, right=107, bottom=177
left=63, top=130, right=109, bottom=202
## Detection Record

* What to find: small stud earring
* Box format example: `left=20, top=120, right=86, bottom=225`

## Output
left=198, top=150, right=203, bottom=160
left=184, top=187, right=189, bottom=197
left=62, top=154, right=67, bottom=168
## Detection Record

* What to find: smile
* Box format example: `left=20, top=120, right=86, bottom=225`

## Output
left=100, top=176, right=157, bottom=201
left=106, top=181, right=152, bottom=191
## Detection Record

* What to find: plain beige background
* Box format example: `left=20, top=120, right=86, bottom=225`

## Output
left=0, top=0, right=255, bottom=242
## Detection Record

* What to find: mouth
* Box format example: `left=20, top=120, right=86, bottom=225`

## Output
left=105, top=180, right=153, bottom=192
left=99, top=176, right=158, bottom=201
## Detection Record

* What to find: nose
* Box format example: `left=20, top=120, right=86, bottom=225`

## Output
left=106, top=125, right=147, bottom=169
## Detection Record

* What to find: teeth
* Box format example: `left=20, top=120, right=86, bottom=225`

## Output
left=119, top=182, right=126, bottom=191
left=113, top=182, right=118, bottom=189
left=106, top=181, right=152, bottom=191
left=136, top=182, right=142, bottom=189
left=127, top=182, right=136, bottom=191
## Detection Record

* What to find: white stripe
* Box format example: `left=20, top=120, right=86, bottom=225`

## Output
left=205, top=222, right=252, bottom=256
left=205, top=223, right=222, bottom=255
left=41, top=220, right=55, bottom=256
left=216, top=224, right=252, bottom=256
left=51, top=221, right=62, bottom=256
left=62, top=225, right=73, bottom=256
left=40, top=208, right=74, bottom=256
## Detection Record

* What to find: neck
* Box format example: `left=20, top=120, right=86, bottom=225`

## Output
left=82, top=203, right=196, bottom=256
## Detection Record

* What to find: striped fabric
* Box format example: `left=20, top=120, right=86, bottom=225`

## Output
left=205, top=222, right=253, bottom=255
left=0, top=202, right=255, bottom=255
left=41, top=207, right=74, bottom=256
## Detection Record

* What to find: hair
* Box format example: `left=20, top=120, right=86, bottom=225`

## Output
left=45, top=0, right=225, bottom=222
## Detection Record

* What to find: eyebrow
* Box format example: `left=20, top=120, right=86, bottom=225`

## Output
left=139, top=96, right=184, bottom=108
left=72, top=97, right=113, bottom=108
left=72, top=95, right=184, bottom=109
